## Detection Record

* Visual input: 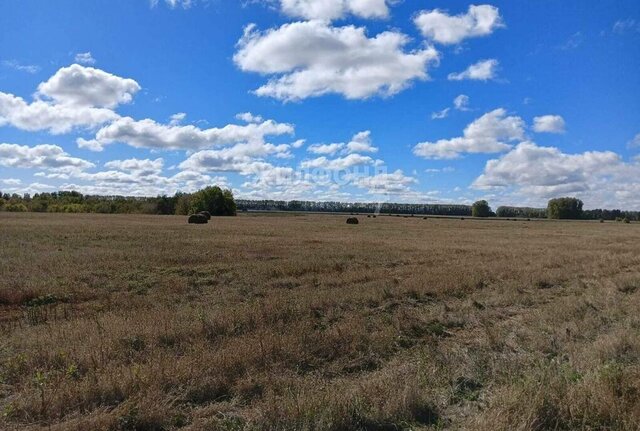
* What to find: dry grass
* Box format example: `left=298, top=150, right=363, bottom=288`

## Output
left=1, top=212, right=639, bottom=430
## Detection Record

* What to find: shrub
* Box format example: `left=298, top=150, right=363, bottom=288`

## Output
left=624, top=217, right=630, bottom=224
left=188, top=214, right=208, bottom=224
left=346, top=217, right=359, bottom=225
left=547, top=197, right=583, bottom=219
left=5, top=202, right=28, bottom=212
left=472, top=200, right=492, bottom=217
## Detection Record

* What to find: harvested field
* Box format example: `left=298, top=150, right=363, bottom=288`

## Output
left=1, top=212, right=639, bottom=430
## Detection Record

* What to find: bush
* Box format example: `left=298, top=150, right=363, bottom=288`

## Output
left=547, top=197, right=583, bottom=220
left=471, top=200, right=492, bottom=217
left=5, top=202, right=28, bottom=212
left=346, top=217, right=359, bottom=225
left=188, top=214, right=208, bottom=224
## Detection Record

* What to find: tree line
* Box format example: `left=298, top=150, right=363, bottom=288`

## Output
left=1, top=190, right=638, bottom=221
left=0, top=186, right=237, bottom=216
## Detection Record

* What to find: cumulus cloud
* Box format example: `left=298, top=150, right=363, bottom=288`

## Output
left=346, top=131, right=377, bottom=153
left=104, top=158, right=164, bottom=175
left=234, top=21, right=439, bottom=101
left=448, top=59, right=498, bottom=81
left=36, top=64, right=140, bottom=109
left=0, top=64, right=144, bottom=134
left=0, top=143, right=95, bottom=172
left=533, top=115, right=566, bottom=133
left=178, top=141, right=291, bottom=174
left=79, top=116, right=294, bottom=151
left=74, top=52, right=96, bottom=65
left=278, top=0, right=391, bottom=21
left=300, top=153, right=374, bottom=170
left=0, top=92, right=119, bottom=134
left=308, top=142, right=345, bottom=155
left=414, top=5, right=504, bottom=45
left=354, top=169, right=416, bottom=193
left=472, top=141, right=640, bottom=208
left=414, top=108, right=525, bottom=159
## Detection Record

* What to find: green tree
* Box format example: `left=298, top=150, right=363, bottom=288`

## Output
left=472, top=200, right=492, bottom=217
left=547, top=197, right=584, bottom=219
left=188, top=186, right=237, bottom=216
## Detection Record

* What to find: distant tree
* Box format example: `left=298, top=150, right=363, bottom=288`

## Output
left=174, top=193, right=192, bottom=215
left=472, top=200, right=492, bottom=217
left=188, top=186, right=237, bottom=216
left=547, top=197, right=584, bottom=219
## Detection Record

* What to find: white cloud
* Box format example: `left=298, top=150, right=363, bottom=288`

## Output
left=0, top=92, right=119, bottom=134
left=354, top=169, right=416, bottom=193
left=628, top=133, right=640, bottom=148
left=234, top=21, right=439, bottom=101
left=453, top=94, right=470, bottom=110
left=472, top=141, right=640, bottom=208
left=613, top=18, right=640, bottom=35
left=308, top=142, right=344, bottom=155
left=301, top=153, right=374, bottom=170
left=37, top=64, right=140, bottom=109
left=533, top=115, right=566, bottom=133
left=104, top=158, right=164, bottom=175
left=346, top=130, right=377, bottom=153
left=414, top=5, right=504, bottom=45
left=291, top=139, right=306, bottom=149
left=432, top=94, right=470, bottom=120
left=151, top=0, right=193, bottom=9
left=169, top=112, right=187, bottom=126
left=0, top=143, right=94, bottom=172
left=448, top=59, right=498, bottom=81
left=178, top=141, right=291, bottom=174
left=431, top=107, right=450, bottom=120
left=414, top=108, right=525, bottom=159
left=1, top=178, right=22, bottom=185
left=81, top=115, right=294, bottom=151
left=235, top=112, right=264, bottom=123
left=279, top=0, right=390, bottom=21
left=74, top=52, right=96, bottom=65
left=2, top=60, right=40, bottom=74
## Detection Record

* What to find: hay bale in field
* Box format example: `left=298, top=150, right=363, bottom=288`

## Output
left=367, top=215, right=371, bottom=218
left=372, top=215, right=377, bottom=218
left=199, top=211, right=211, bottom=220
left=188, top=214, right=208, bottom=224
left=346, top=217, right=359, bottom=225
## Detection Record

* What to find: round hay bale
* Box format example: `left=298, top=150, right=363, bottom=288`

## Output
left=372, top=215, right=377, bottom=218
left=199, top=211, right=211, bottom=220
left=346, top=217, right=359, bottom=225
left=188, top=214, right=208, bottom=224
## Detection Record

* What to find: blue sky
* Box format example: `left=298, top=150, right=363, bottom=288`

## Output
left=0, top=0, right=639, bottom=209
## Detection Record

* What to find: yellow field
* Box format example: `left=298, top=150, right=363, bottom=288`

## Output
left=1, top=212, right=639, bottom=430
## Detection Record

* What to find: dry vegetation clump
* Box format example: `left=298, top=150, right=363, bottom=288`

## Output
left=1, top=212, right=639, bottom=430
left=188, top=214, right=208, bottom=224
left=346, top=217, right=359, bottom=225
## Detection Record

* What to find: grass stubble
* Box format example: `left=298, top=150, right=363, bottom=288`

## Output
left=0, top=212, right=639, bottom=430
